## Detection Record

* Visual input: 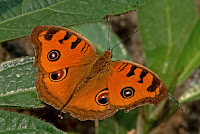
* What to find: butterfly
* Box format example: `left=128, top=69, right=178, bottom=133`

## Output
left=29, top=25, right=168, bottom=121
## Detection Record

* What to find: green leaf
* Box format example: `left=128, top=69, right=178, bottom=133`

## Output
left=179, top=80, right=200, bottom=103
left=176, top=19, right=200, bottom=85
left=0, top=110, right=66, bottom=134
left=137, top=0, right=198, bottom=132
left=0, top=57, right=44, bottom=108
left=114, top=109, right=138, bottom=130
left=138, top=0, right=198, bottom=91
left=97, top=117, right=128, bottom=134
left=0, top=0, right=150, bottom=42
left=97, top=109, right=138, bottom=134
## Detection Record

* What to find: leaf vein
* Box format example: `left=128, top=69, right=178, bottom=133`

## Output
left=178, top=54, right=200, bottom=81
left=0, top=0, right=72, bottom=25
left=163, top=0, right=172, bottom=74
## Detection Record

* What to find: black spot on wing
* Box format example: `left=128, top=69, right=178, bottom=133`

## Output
left=147, top=77, right=160, bottom=92
left=64, top=32, right=72, bottom=40
left=81, top=43, right=89, bottom=53
left=95, top=88, right=109, bottom=106
left=45, top=29, right=59, bottom=40
left=120, top=87, right=135, bottom=99
left=126, top=65, right=137, bottom=77
left=59, top=39, right=63, bottom=44
left=47, top=50, right=60, bottom=61
left=117, top=63, right=128, bottom=72
left=59, top=32, right=72, bottom=44
left=71, top=37, right=82, bottom=49
left=49, top=68, right=68, bottom=82
left=138, top=70, right=148, bottom=83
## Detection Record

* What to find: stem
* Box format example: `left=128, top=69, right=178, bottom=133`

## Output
left=136, top=109, right=144, bottom=134
left=150, top=100, right=167, bottom=121
left=143, top=106, right=149, bottom=121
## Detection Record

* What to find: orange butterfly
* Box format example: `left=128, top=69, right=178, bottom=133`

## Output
left=29, top=25, right=168, bottom=121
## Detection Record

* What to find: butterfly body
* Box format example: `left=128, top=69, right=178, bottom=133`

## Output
left=30, top=25, right=168, bottom=121
left=85, top=50, right=112, bottom=79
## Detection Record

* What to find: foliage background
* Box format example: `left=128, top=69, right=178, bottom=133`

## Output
left=0, top=0, right=200, bottom=133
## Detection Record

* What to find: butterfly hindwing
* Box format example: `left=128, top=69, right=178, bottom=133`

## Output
left=63, top=69, right=117, bottom=121
left=36, top=63, right=92, bottom=110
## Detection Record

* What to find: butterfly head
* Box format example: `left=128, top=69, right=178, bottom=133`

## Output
left=102, top=49, right=113, bottom=60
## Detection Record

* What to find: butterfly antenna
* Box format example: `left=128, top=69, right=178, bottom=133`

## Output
left=107, top=14, right=111, bottom=50
left=111, top=28, right=140, bottom=51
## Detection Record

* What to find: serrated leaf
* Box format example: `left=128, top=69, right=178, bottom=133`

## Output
left=179, top=80, right=200, bottom=103
left=0, top=57, right=44, bottom=108
left=0, top=110, right=66, bottom=134
left=0, top=0, right=150, bottom=42
left=138, top=0, right=198, bottom=92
